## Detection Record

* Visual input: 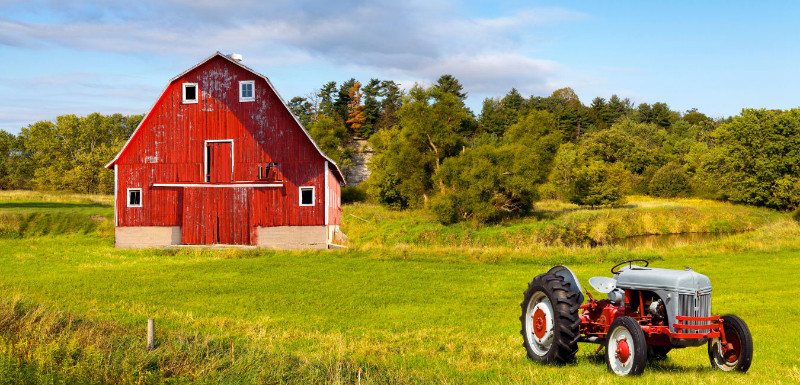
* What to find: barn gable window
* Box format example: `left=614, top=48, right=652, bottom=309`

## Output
left=299, top=186, right=315, bottom=206
left=239, top=81, right=255, bottom=102
left=182, top=83, right=198, bottom=104
left=127, top=188, right=142, bottom=208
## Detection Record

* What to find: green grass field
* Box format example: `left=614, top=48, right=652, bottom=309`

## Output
left=1, top=191, right=799, bottom=384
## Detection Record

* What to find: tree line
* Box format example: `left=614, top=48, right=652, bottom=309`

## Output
left=1, top=76, right=798, bottom=224
left=292, top=75, right=800, bottom=223
left=0, top=114, right=142, bottom=193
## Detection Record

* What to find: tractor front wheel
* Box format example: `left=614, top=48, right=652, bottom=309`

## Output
left=519, top=273, right=581, bottom=364
left=708, top=314, right=753, bottom=373
left=605, top=316, right=647, bottom=376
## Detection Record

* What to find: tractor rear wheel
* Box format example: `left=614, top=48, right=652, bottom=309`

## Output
left=605, top=316, right=647, bottom=376
left=708, top=314, right=753, bottom=373
left=520, top=273, right=581, bottom=364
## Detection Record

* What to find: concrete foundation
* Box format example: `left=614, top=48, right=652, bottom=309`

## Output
left=256, top=226, right=329, bottom=249
left=116, top=226, right=181, bottom=248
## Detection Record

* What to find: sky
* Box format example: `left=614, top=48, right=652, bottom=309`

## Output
left=1, top=0, right=799, bottom=134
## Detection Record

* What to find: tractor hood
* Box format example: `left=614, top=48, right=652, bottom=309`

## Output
left=614, top=266, right=712, bottom=295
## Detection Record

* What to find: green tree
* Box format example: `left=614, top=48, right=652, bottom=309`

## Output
left=288, top=96, right=313, bottom=126
left=431, top=110, right=560, bottom=223
left=360, top=78, right=382, bottom=137
left=433, top=74, right=467, bottom=101
left=365, top=84, right=475, bottom=207
left=307, top=116, right=352, bottom=171
left=317, top=81, right=337, bottom=118
left=571, top=161, right=629, bottom=207
left=648, top=163, right=692, bottom=197
left=334, top=78, right=356, bottom=122
left=704, top=109, right=800, bottom=209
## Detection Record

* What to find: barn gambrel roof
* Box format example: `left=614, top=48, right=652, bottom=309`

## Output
left=106, top=52, right=345, bottom=183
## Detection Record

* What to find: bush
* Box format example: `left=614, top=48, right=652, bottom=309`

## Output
left=570, top=161, right=629, bottom=207
left=648, top=163, right=692, bottom=197
left=793, top=207, right=800, bottom=223
left=341, top=186, right=368, bottom=204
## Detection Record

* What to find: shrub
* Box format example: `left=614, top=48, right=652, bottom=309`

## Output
left=341, top=186, right=368, bottom=204
left=570, top=161, right=629, bottom=207
left=793, top=207, right=800, bottom=223
left=648, top=163, right=692, bottom=197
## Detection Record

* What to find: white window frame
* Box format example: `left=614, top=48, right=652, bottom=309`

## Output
left=182, top=83, right=199, bottom=104
left=299, top=186, right=315, bottom=206
left=127, top=188, right=142, bottom=208
left=204, top=139, right=235, bottom=182
left=239, top=80, right=255, bottom=102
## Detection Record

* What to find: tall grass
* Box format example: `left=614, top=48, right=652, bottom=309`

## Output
left=343, top=196, right=779, bottom=249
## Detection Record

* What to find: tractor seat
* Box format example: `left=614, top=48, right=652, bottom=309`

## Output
left=588, top=276, right=617, bottom=293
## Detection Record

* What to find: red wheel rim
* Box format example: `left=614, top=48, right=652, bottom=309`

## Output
left=533, top=308, right=547, bottom=339
left=615, top=338, right=630, bottom=364
left=723, top=326, right=742, bottom=363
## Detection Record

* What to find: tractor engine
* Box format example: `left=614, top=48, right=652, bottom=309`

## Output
left=614, top=266, right=713, bottom=347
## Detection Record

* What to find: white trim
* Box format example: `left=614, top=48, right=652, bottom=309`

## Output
left=105, top=52, right=345, bottom=183
left=113, top=165, right=118, bottom=226
left=324, top=162, right=329, bottom=225
left=126, top=188, right=142, bottom=208
left=152, top=183, right=282, bottom=188
left=203, top=139, right=234, bottom=182
left=182, top=83, right=198, bottom=104
left=299, top=186, right=315, bottom=206
left=239, top=80, right=255, bottom=102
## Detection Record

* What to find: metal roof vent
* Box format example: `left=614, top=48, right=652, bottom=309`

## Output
left=229, top=53, right=243, bottom=62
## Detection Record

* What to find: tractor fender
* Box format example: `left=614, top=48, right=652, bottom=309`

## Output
left=546, top=265, right=585, bottom=304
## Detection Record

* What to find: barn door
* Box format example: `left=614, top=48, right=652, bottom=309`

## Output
left=182, top=187, right=251, bottom=245
left=206, top=142, right=232, bottom=183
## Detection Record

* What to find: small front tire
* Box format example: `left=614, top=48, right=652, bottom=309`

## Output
left=708, top=314, right=753, bottom=373
left=606, top=316, right=647, bottom=376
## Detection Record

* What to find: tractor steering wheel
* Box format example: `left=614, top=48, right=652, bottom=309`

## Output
left=611, top=259, right=649, bottom=274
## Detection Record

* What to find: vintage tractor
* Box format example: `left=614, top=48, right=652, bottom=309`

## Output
left=520, top=260, right=753, bottom=376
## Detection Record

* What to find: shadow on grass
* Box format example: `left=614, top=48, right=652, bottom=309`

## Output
left=0, top=202, right=109, bottom=209
left=581, top=350, right=717, bottom=374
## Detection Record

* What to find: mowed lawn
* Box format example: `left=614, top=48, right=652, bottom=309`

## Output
left=1, top=193, right=800, bottom=384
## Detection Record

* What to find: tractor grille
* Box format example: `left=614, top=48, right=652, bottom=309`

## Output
left=677, top=293, right=712, bottom=333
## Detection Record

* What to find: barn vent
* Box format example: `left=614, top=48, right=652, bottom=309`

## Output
left=229, top=53, right=243, bottom=62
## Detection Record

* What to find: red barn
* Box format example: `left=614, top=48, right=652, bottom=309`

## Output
left=106, top=52, right=347, bottom=249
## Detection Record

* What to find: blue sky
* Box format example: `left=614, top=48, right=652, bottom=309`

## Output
left=1, top=0, right=799, bottom=134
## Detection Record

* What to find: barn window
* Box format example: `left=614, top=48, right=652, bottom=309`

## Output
left=127, top=188, right=142, bottom=208
left=239, top=81, right=255, bottom=102
left=299, top=186, right=315, bottom=206
left=183, top=83, right=198, bottom=104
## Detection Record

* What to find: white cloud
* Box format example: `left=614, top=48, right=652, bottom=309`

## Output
left=0, top=1, right=588, bottom=113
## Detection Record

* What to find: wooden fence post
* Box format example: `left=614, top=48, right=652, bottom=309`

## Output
left=147, top=318, right=155, bottom=350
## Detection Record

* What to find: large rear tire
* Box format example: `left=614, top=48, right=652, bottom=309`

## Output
left=519, top=273, right=581, bottom=364
left=605, top=316, right=647, bottom=376
left=708, top=314, right=753, bottom=373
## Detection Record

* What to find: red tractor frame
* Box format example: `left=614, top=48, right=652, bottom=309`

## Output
left=520, top=260, right=753, bottom=376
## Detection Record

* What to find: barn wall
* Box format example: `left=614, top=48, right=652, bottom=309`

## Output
left=327, top=165, right=341, bottom=226
left=115, top=56, right=335, bottom=235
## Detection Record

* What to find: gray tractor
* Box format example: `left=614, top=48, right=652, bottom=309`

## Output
left=520, top=260, right=753, bottom=375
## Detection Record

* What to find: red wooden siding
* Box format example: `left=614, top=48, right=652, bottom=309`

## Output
left=112, top=54, right=343, bottom=245
left=327, top=164, right=341, bottom=226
